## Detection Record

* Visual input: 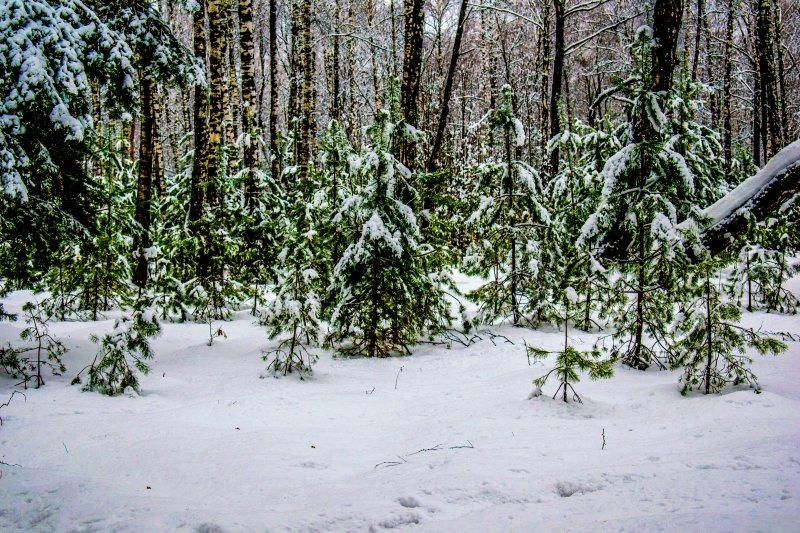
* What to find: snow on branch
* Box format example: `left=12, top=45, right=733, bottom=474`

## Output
left=694, top=139, right=800, bottom=255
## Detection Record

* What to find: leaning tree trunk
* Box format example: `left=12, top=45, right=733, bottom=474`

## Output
left=427, top=0, right=468, bottom=173
left=697, top=139, right=800, bottom=257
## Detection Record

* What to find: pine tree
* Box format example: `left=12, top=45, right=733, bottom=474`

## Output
left=671, top=257, right=787, bottom=395
left=727, top=207, right=800, bottom=314
left=73, top=309, right=161, bottom=396
left=527, top=289, right=615, bottom=403
left=464, top=85, right=552, bottom=327
left=578, top=28, right=725, bottom=370
left=1, top=301, right=66, bottom=389
left=327, top=110, right=450, bottom=357
left=260, top=199, right=322, bottom=377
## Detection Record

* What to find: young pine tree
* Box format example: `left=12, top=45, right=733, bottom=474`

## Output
left=73, top=309, right=161, bottom=396
left=327, top=110, right=451, bottom=357
left=464, top=85, right=552, bottom=326
left=260, top=198, right=322, bottom=377
left=671, top=257, right=787, bottom=395
left=527, top=289, right=615, bottom=403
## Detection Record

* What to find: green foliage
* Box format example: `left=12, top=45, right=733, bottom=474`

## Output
left=527, top=292, right=614, bottom=403
left=727, top=207, right=799, bottom=314
left=74, top=309, right=161, bottom=395
left=327, top=110, right=451, bottom=357
left=672, top=260, right=787, bottom=395
left=260, top=199, right=322, bottom=377
left=0, top=301, right=66, bottom=389
left=463, top=85, right=552, bottom=326
left=41, top=132, right=136, bottom=320
left=578, top=27, right=726, bottom=370
left=547, top=119, right=627, bottom=330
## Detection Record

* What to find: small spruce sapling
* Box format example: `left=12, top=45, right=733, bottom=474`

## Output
left=671, top=257, right=787, bottom=395
left=73, top=309, right=161, bottom=395
left=527, top=288, right=614, bottom=403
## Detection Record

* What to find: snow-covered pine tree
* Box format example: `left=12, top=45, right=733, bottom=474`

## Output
left=260, top=198, right=322, bottom=377
left=0, top=0, right=139, bottom=291
left=726, top=207, right=799, bottom=314
left=316, top=119, right=356, bottom=291
left=327, top=109, right=450, bottom=357
left=464, top=85, right=552, bottom=327
left=547, top=118, right=627, bottom=330
left=671, top=255, right=787, bottom=395
left=42, top=131, right=137, bottom=321
left=578, top=27, right=726, bottom=370
left=73, top=309, right=161, bottom=396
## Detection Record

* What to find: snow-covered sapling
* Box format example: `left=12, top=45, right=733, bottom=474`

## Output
left=527, top=289, right=614, bottom=403
left=327, top=110, right=450, bottom=357
left=260, top=201, right=322, bottom=378
left=73, top=309, right=161, bottom=395
left=671, top=259, right=787, bottom=395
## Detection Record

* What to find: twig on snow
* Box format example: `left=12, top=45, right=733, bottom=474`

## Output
left=0, top=390, right=26, bottom=426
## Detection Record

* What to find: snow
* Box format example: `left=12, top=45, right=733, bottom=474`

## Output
left=700, top=138, right=800, bottom=227
left=1, top=275, right=799, bottom=531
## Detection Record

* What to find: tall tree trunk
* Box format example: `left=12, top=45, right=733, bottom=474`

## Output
left=722, top=0, right=736, bottom=180
left=539, top=0, right=551, bottom=162
left=295, top=0, right=315, bottom=191
left=206, top=0, right=228, bottom=208
left=240, top=0, right=259, bottom=207
left=691, top=0, right=705, bottom=82
left=330, top=0, right=342, bottom=121
left=269, top=0, right=280, bottom=180
left=427, top=0, right=468, bottom=172
left=153, top=84, right=164, bottom=200
left=189, top=1, right=208, bottom=224
left=755, top=0, right=783, bottom=158
left=652, top=0, right=684, bottom=94
left=771, top=0, right=788, bottom=142
left=400, top=0, right=425, bottom=167
left=135, top=76, right=155, bottom=291
left=548, top=0, right=566, bottom=176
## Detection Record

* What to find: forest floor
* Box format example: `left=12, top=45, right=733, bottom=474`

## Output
left=1, top=275, right=799, bottom=532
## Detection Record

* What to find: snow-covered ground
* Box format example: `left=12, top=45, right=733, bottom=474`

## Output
left=1, top=276, right=799, bottom=532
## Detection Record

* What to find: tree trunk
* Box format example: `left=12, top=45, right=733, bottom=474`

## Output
left=427, top=0, right=468, bottom=172
left=691, top=0, right=705, bottom=82
left=755, top=0, right=783, bottom=158
left=190, top=1, right=208, bottom=224
left=399, top=0, right=425, bottom=167
left=135, top=75, right=155, bottom=291
left=240, top=0, right=259, bottom=208
left=722, top=0, right=736, bottom=180
left=269, top=0, right=280, bottom=180
left=651, top=0, right=684, bottom=94
left=548, top=0, right=566, bottom=176
left=206, top=0, right=228, bottom=208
